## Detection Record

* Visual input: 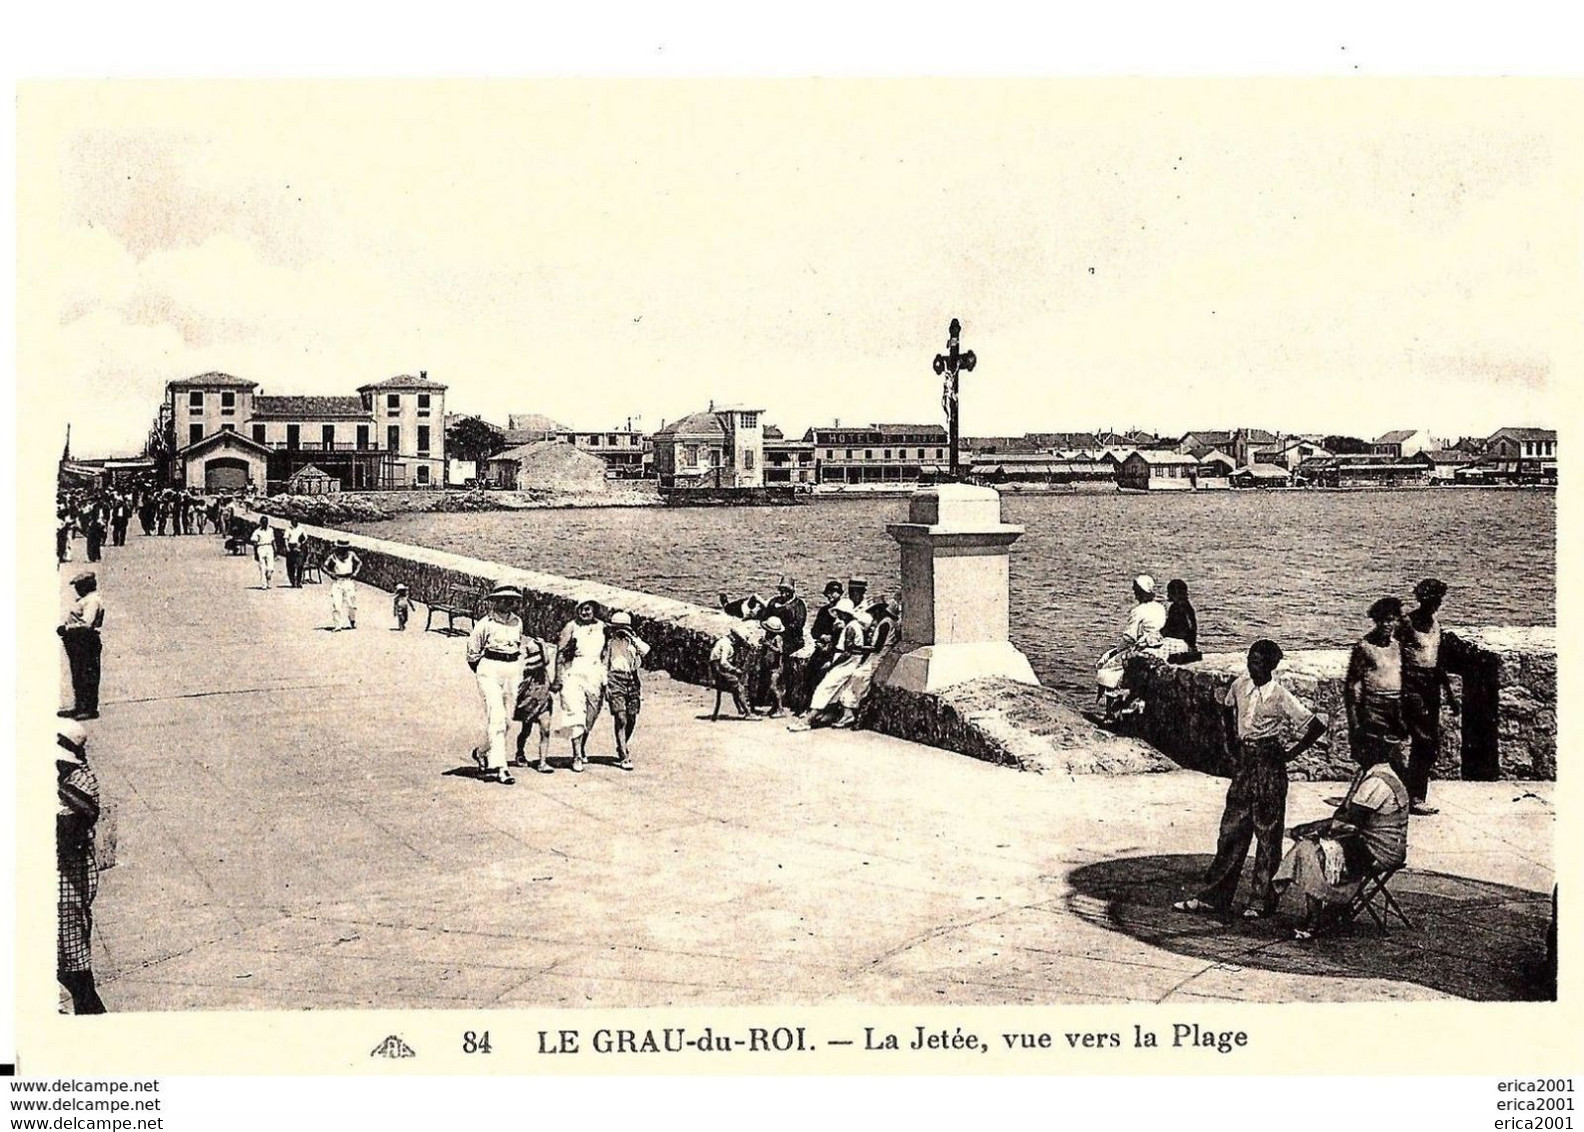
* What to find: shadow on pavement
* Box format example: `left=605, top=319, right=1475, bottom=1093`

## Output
left=1065, top=854, right=1555, bottom=1002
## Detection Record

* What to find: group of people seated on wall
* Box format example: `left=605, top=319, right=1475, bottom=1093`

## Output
left=712, top=575, right=900, bottom=731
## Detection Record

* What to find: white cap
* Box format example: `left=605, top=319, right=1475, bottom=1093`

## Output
left=1134, top=574, right=1156, bottom=595
left=57, top=719, right=88, bottom=762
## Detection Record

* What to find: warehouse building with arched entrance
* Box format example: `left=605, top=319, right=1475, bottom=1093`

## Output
left=175, top=430, right=271, bottom=494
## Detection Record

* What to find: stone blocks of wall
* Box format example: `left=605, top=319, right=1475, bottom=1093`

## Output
left=1133, top=626, right=1555, bottom=781
left=862, top=676, right=1178, bottom=775
left=1451, top=627, right=1557, bottom=779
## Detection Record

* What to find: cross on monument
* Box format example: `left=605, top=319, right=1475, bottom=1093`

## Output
left=933, top=318, right=976, bottom=482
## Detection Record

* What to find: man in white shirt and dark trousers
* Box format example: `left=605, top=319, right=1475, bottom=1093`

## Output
left=58, top=572, right=105, bottom=721
left=1175, top=639, right=1328, bottom=920
left=282, top=519, right=309, bottom=588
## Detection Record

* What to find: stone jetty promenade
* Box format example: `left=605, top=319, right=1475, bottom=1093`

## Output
left=73, top=532, right=1555, bottom=1008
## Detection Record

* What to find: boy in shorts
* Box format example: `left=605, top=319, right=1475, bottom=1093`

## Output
left=602, top=611, right=651, bottom=771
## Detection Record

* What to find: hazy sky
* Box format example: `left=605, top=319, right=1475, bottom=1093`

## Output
left=19, top=81, right=1578, bottom=456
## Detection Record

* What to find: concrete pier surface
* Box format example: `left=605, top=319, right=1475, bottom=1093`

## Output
left=69, top=533, right=1555, bottom=1008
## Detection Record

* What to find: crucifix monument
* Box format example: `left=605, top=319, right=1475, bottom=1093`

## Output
left=876, top=318, right=1040, bottom=694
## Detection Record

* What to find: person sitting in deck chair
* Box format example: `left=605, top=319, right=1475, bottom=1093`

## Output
left=1273, top=727, right=1410, bottom=940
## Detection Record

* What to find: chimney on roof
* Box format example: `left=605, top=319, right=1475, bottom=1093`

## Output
left=420, top=370, right=427, bottom=380
left=834, top=418, right=840, bottom=428
left=709, top=399, right=715, bottom=412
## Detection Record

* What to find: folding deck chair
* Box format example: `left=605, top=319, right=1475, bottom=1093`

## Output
left=1344, top=862, right=1414, bottom=934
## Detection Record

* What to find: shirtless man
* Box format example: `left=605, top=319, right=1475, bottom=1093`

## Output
left=1397, top=578, right=1460, bottom=816
left=1345, top=597, right=1408, bottom=772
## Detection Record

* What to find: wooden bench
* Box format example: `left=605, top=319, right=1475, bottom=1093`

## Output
left=425, top=584, right=487, bottom=634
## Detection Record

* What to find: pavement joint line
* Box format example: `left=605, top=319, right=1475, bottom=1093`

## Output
left=290, top=914, right=858, bottom=974
left=102, top=773, right=253, bottom=940
left=487, top=959, right=569, bottom=1006
left=105, top=681, right=361, bottom=706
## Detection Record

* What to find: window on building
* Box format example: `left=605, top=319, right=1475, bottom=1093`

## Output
left=188, top=423, right=204, bottom=445
left=825, top=449, right=834, bottom=460
left=883, top=449, right=891, bottom=460
left=416, top=465, right=431, bottom=485
left=387, top=393, right=401, bottom=415
left=188, top=390, right=204, bottom=409
left=935, top=448, right=944, bottom=459
left=322, top=425, right=335, bottom=448
left=589, top=434, right=600, bottom=446
left=845, top=449, right=854, bottom=460
left=286, top=424, right=300, bottom=449
left=387, top=424, right=401, bottom=452
left=865, top=449, right=873, bottom=460
left=417, top=425, right=431, bottom=455
left=416, top=393, right=431, bottom=416
left=608, top=434, right=618, bottom=446
left=252, top=424, right=266, bottom=444
left=741, top=412, right=759, bottom=428
left=220, top=391, right=236, bottom=414
left=683, top=445, right=697, bottom=466
left=357, top=424, right=370, bottom=450
left=710, top=449, right=721, bottom=468
left=744, top=449, right=755, bottom=472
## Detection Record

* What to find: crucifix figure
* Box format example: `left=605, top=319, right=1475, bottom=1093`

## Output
left=933, top=317, right=977, bottom=482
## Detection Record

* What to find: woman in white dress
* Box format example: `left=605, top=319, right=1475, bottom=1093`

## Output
left=1094, top=574, right=1168, bottom=721
left=799, top=600, right=872, bottom=729
left=833, top=596, right=899, bottom=725
left=550, top=600, right=609, bottom=772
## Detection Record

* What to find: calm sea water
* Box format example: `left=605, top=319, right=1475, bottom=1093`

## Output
left=361, top=490, right=1555, bottom=701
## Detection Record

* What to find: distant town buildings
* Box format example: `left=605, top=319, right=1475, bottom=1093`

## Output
left=651, top=403, right=766, bottom=489
left=488, top=414, right=648, bottom=477
left=763, top=425, right=816, bottom=486
left=1117, top=449, right=1204, bottom=491
left=1371, top=429, right=1436, bottom=460
left=85, top=377, right=1556, bottom=497
left=164, top=371, right=446, bottom=493
left=804, top=423, right=952, bottom=486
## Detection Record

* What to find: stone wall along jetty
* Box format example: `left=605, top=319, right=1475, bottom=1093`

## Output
left=1132, top=627, right=1556, bottom=781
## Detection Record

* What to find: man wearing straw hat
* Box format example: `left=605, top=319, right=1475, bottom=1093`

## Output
left=467, top=582, right=527, bottom=786
left=762, top=576, right=809, bottom=712
left=321, top=538, right=363, bottom=631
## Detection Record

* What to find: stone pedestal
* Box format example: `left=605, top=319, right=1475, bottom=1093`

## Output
left=878, top=484, right=1039, bottom=694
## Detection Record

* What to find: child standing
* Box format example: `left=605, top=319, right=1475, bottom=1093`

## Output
left=1174, top=639, right=1328, bottom=920
left=512, top=632, right=555, bottom=774
left=392, top=584, right=412, bottom=630
left=602, top=611, right=651, bottom=771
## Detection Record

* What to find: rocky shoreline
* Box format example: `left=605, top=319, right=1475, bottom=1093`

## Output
left=254, top=486, right=662, bottom=525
